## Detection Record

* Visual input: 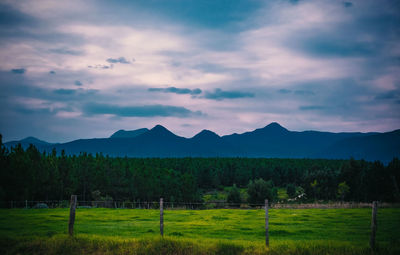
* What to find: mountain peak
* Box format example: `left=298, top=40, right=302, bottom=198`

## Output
left=110, top=128, right=149, bottom=138
left=20, top=136, right=50, bottom=145
left=151, top=124, right=168, bottom=132
left=148, top=125, right=176, bottom=137
left=263, top=122, right=288, bottom=132
left=265, top=122, right=285, bottom=129
left=192, top=129, right=220, bottom=140
left=245, top=122, right=289, bottom=137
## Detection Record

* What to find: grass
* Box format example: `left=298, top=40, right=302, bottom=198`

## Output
left=277, top=188, right=289, bottom=200
left=0, top=208, right=399, bottom=254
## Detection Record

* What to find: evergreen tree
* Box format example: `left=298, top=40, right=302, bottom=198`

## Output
left=227, top=184, right=241, bottom=206
left=247, top=178, right=277, bottom=204
left=286, top=183, right=296, bottom=198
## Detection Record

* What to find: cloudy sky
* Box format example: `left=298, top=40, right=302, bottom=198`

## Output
left=0, top=0, right=399, bottom=142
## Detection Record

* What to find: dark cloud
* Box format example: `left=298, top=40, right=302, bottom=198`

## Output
left=0, top=4, right=37, bottom=27
left=14, top=106, right=54, bottom=115
left=294, top=90, right=315, bottom=96
left=343, top=2, right=353, bottom=8
left=291, top=1, right=400, bottom=61
left=49, top=71, right=56, bottom=74
left=74, top=80, right=82, bottom=86
left=0, top=73, right=99, bottom=104
left=88, top=64, right=113, bottom=69
left=83, top=103, right=202, bottom=118
left=277, top=89, right=314, bottom=96
left=11, top=68, right=25, bottom=74
left=51, top=88, right=98, bottom=98
left=299, top=105, right=326, bottom=111
left=148, top=86, right=202, bottom=95
left=121, top=0, right=262, bottom=30
left=204, top=88, right=254, bottom=100
left=278, top=89, right=291, bottom=94
left=300, top=38, right=377, bottom=58
left=50, top=47, right=83, bottom=56
left=106, top=57, right=131, bottom=64
left=53, top=89, right=76, bottom=95
left=375, top=90, right=400, bottom=100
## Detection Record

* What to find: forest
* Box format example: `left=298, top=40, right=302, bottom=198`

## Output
left=1, top=135, right=399, bottom=205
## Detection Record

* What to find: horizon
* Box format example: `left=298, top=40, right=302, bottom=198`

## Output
left=3, top=121, right=399, bottom=144
left=1, top=1, right=399, bottom=143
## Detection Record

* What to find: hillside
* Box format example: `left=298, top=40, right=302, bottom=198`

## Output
left=4, top=123, right=399, bottom=161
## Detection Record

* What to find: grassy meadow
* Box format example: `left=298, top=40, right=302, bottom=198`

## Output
left=0, top=207, right=399, bottom=254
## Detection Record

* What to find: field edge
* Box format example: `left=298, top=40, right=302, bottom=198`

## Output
left=1, top=234, right=400, bottom=255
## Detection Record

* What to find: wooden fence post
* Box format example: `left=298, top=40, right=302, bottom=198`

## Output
left=68, top=195, right=77, bottom=236
left=370, top=201, right=378, bottom=249
left=265, top=199, right=269, bottom=247
left=160, top=198, right=164, bottom=237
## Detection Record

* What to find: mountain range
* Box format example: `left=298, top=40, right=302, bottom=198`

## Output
left=4, top=123, right=400, bottom=162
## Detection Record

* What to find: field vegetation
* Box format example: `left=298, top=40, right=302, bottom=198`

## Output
left=1, top=207, right=399, bottom=254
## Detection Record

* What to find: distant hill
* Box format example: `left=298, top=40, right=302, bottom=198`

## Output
left=110, top=128, right=149, bottom=138
left=3, top=123, right=399, bottom=161
left=4, top=136, right=55, bottom=150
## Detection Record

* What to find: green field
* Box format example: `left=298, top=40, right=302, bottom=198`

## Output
left=1, top=208, right=399, bottom=254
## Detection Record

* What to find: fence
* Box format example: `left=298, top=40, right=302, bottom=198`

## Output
left=1, top=196, right=386, bottom=249
left=3, top=200, right=265, bottom=209
left=2, top=200, right=399, bottom=209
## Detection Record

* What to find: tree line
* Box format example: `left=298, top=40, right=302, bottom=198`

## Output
left=1, top=136, right=399, bottom=204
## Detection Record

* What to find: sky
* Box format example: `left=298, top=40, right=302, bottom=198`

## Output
left=0, top=0, right=399, bottom=143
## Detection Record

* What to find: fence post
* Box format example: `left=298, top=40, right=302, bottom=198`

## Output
left=265, top=199, right=269, bottom=247
left=160, top=198, right=164, bottom=237
left=370, top=201, right=378, bottom=249
left=68, top=195, right=77, bottom=236
left=25, top=200, right=28, bottom=209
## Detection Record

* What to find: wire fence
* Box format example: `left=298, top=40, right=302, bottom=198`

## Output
left=2, top=200, right=399, bottom=209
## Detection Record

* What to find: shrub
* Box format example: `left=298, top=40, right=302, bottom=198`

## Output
left=247, top=178, right=277, bottom=205
left=33, top=203, right=48, bottom=209
left=286, top=183, right=296, bottom=198
left=227, top=184, right=241, bottom=207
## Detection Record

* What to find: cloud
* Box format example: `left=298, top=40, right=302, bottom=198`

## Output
left=375, top=90, right=400, bottom=100
left=51, top=88, right=98, bottom=97
left=0, top=3, right=38, bottom=28
left=106, top=57, right=131, bottom=64
left=88, top=64, right=113, bottom=69
left=148, top=86, right=202, bottom=95
left=299, top=39, right=376, bottom=58
left=343, top=2, right=353, bottom=8
left=1, top=0, right=400, bottom=142
left=203, top=88, right=254, bottom=100
left=294, top=90, right=315, bottom=96
left=120, top=0, right=262, bottom=30
left=83, top=103, right=203, bottom=118
left=278, top=89, right=291, bottom=94
left=299, top=105, right=326, bottom=111
left=50, top=47, right=83, bottom=56
left=11, top=68, right=26, bottom=74
left=74, top=80, right=82, bottom=86
left=53, top=89, right=76, bottom=95
left=49, top=71, right=56, bottom=74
